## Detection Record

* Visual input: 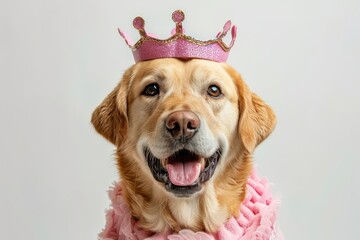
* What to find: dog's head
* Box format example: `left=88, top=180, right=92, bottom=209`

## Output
left=92, top=58, right=276, bottom=231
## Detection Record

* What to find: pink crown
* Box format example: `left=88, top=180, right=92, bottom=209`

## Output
left=119, top=10, right=237, bottom=63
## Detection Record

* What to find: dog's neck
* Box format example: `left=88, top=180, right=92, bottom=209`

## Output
left=121, top=177, right=229, bottom=233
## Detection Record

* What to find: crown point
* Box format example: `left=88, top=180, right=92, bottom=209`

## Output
left=172, top=10, right=185, bottom=23
left=223, top=20, right=231, bottom=33
left=133, top=17, right=145, bottom=30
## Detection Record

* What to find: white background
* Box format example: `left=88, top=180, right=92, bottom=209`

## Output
left=1, top=0, right=359, bottom=239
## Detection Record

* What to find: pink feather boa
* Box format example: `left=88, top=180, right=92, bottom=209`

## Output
left=98, top=172, right=283, bottom=240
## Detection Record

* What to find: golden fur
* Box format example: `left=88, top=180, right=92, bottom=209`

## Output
left=92, top=58, right=276, bottom=233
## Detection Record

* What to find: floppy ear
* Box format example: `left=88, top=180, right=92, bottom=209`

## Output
left=227, top=67, right=276, bottom=153
left=91, top=68, right=132, bottom=145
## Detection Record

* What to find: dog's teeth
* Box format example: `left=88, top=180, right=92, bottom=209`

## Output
left=200, top=158, right=205, bottom=170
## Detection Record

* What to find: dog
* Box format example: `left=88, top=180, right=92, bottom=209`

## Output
left=92, top=58, right=276, bottom=234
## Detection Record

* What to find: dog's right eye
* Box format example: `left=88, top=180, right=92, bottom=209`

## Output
left=142, top=83, right=160, bottom=96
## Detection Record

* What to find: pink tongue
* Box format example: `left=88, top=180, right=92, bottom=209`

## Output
left=167, top=161, right=201, bottom=186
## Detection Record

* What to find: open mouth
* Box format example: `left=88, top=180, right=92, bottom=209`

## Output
left=145, top=148, right=222, bottom=197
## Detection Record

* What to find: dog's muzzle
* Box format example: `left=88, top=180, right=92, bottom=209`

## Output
left=144, top=110, right=222, bottom=197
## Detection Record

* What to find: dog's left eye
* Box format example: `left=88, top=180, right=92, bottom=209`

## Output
left=142, top=83, right=160, bottom=96
left=207, top=85, right=222, bottom=98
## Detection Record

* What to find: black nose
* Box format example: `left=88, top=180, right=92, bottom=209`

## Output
left=165, top=111, right=200, bottom=141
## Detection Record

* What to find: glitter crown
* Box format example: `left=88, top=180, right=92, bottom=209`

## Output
left=119, top=10, right=237, bottom=63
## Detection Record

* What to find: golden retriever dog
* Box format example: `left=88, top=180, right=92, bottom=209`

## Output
left=92, top=58, right=276, bottom=233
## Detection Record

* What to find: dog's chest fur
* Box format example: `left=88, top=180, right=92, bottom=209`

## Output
left=167, top=183, right=228, bottom=232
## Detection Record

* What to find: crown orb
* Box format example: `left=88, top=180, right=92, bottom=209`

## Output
left=133, top=17, right=145, bottom=30
left=172, top=10, right=185, bottom=23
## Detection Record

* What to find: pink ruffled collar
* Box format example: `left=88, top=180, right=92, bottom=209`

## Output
left=99, top=172, right=283, bottom=240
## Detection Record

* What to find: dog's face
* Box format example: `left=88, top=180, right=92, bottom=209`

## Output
left=128, top=59, right=240, bottom=197
left=92, top=58, right=276, bottom=232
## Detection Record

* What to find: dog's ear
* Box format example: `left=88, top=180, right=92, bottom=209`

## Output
left=227, top=66, right=276, bottom=153
left=91, top=67, right=133, bottom=145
